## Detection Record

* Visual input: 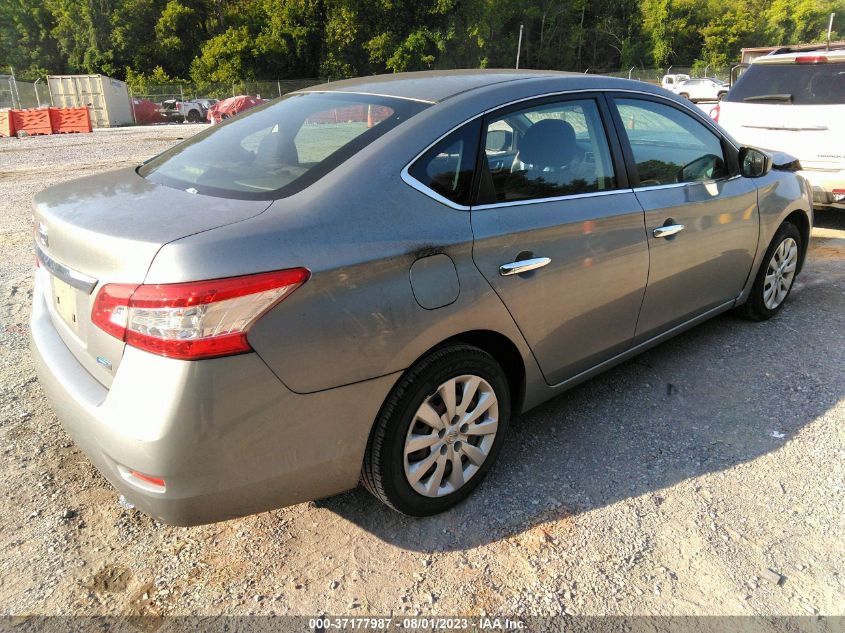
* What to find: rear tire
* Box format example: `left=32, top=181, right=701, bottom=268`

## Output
left=679, top=92, right=690, bottom=100
left=362, top=344, right=511, bottom=516
left=735, top=222, right=802, bottom=321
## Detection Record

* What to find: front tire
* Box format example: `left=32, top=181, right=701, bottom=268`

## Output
left=736, top=222, right=802, bottom=321
left=362, top=345, right=511, bottom=516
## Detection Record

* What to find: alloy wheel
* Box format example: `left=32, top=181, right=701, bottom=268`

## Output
left=763, top=237, right=798, bottom=310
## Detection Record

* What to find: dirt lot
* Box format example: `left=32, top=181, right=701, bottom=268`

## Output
left=1, top=126, right=844, bottom=619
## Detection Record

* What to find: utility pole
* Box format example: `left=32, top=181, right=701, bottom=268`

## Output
left=516, top=24, right=524, bottom=69
left=827, top=13, right=835, bottom=51
left=576, top=3, right=586, bottom=70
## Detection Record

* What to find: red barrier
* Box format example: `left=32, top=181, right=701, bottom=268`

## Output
left=0, top=111, right=14, bottom=137
left=49, top=107, right=92, bottom=133
left=10, top=108, right=52, bottom=136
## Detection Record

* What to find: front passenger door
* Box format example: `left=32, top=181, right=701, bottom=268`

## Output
left=609, top=96, right=759, bottom=341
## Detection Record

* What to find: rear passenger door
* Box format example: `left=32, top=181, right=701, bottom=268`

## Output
left=470, top=95, right=650, bottom=385
left=607, top=95, right=759, bottom=341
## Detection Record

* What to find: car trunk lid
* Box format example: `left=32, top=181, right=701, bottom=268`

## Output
left=32, top=167, right=271, bottom=387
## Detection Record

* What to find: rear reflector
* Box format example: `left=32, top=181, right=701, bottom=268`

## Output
left=92, top=268, right=309, bottom=360
left=795, top=56, right=827, bottom=64
left=129, top=471, right=166, bottom=488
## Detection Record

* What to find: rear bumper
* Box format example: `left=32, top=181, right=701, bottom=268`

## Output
left=30, top=270, right=397, bottom=525
left=798, top=168, right=845, bottom=210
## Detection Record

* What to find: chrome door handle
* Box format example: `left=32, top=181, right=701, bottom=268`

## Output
left=653, top=224, right=685, bottom=238
left=499, top=257, right=551, bottom=276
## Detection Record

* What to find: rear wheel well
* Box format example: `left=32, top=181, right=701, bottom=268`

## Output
left=438, top=330, right=526, bottom=414
left=783, top=210, right=810, bottom=272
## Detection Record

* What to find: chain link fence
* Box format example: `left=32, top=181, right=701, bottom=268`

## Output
left=129, top=79, right=325, bottom=105
left=3, top=68, right=734, bottom=126
left=601, top=65, right=732, bottom=84
left=0, top=76, right=45, bottom=109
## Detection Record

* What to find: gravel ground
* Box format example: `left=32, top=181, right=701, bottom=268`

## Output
left=1, top=126, right=844, bottom=619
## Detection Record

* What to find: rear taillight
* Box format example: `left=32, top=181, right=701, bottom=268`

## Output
left=91, top=268, right=309, bottom=360
left=795, top=56, right=827, bottom=64
left=709, top=104, right=720, bottom=123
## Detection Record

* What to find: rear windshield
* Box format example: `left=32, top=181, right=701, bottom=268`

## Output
left=725, top=62, right=845, bottom=105
left=140, top=92, right=427, bottom=200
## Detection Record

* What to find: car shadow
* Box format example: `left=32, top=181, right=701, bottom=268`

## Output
left=315, top=235, right=845, bottom=553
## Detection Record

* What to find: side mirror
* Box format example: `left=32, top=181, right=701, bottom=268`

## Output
left=739, top=146, right=772, bottom=178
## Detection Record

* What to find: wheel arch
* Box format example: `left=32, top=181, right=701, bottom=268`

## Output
left=783, top=209, right=811, bottom=273
left=395, top=329, right=527, bottom=416
left=445, top=330, right=526, bottom=413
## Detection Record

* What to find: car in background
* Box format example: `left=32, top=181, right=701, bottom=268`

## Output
left=207, top=95, right=265, bottom=123
left=189, top=98, right=218, bottom=120
left=30, top=71, right=813, bottom=525
left=719, top=46, right=845, bottom=210
left=159, top=99, right=206, bottom=123
left=675, top=77, right=729, bottom=102
left=131, top=98, right=168, bottom=125
left=661, top=74, right=691, bottom=92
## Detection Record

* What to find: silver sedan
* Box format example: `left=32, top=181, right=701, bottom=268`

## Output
left=30, top=70, right=813, bottom=525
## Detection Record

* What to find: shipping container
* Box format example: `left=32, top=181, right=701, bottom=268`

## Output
left=46, top=75, right=134, bottom=128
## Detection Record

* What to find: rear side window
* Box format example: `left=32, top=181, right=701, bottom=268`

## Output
left=480, top=98, right=617, bottom=204
left=725, top=62, right=845, bottom=105
left=614, top=98, right=727, bottom=186
left=408, top=120, right=481, bottom=207
left=140, top=92, right=427, bottom=200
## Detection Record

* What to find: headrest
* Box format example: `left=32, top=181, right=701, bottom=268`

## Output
left=256, top=132, right=299, bottom=166
left=518, top=119, right=577, bottom=169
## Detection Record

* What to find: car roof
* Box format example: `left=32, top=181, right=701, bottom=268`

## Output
left=297, top=69, right=588, bottom=103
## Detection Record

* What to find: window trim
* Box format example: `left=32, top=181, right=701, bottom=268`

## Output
left=405, top=119, right=482, bottom=209
left=401, top=130, right=475, bottom=211
left=604, top=91, right=739, bottom=189
left=401, top=87, right=734, bottom=211
left=472, top=187, right=632, bottom=211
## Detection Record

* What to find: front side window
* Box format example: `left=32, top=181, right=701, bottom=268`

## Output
left=140, top=92, right=427, bottom=200
left=614, top=98, right=727, bottom=186
left=481, top=98, right=617, bottom=203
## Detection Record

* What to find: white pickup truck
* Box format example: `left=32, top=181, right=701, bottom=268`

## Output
left=159, top=99, right=208, bottom=123
left=661, top=74, right=690, bottom=92
left=674, top=77, right=729, bottom=102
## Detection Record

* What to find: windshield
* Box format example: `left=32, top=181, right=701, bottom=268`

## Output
left=725, top=62, right=845, bottom=105
left=140, top=92, right=428, bottom=200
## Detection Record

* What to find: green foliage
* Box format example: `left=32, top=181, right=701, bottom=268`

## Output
left=1, top=0, right=842, bottom=83
left=125, top=65, right=185, bottom=93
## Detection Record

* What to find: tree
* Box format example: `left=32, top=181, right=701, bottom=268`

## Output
left=0, top=0, right=64, bottom=79
left=3, top=0, right=840, bottom=87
